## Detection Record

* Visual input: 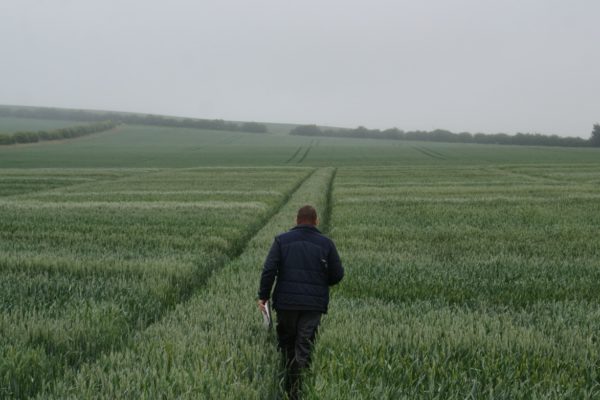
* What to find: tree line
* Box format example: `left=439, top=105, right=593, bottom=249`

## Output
left=0, top=120, right=118, bottom=145
left=290, top=124, right=600, bottom=147
left=0, top=106, right=268, bottom=133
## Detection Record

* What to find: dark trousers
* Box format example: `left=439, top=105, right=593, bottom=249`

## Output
left=276, top=310, right=322, bottom=399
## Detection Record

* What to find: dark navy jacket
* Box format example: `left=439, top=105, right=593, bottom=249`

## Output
left=258, top=224, right=344, bottom=313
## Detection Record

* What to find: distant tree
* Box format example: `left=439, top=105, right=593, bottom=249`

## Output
left=591, top=124, right=600, bottom=147
left=430, top=129, right=454, bottom=142
left=0, top=120, right=117, bottom=146
left=382, top=128, right=403, bottom=140
left=241, top=122, right=268, bottom=133
left=37, top=130, right=50, bottom=140
left=0, top=133, right=15, bottom=145
left=290, top=125, right=322, bottom=136
left=13, top=131, right=38, bottom=143
left=48, top=131, right=63, bottom=140
left=353, top=126, right=370, bottom=138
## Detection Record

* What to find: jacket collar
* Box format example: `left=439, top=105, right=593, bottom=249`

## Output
left=291, top=224, right=321, bottom=233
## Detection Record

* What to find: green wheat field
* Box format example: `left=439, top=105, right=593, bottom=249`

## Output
left=1, top=114, right=599, bottom=399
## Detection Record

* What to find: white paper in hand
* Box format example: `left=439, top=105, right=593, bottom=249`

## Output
left=261, top=301, right=272, bottom=329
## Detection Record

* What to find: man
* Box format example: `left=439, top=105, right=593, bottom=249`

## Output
left=257, top=205, right=344, bottom=399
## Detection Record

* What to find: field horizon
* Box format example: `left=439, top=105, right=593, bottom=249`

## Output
left=1, top=105, right=598, bottom=169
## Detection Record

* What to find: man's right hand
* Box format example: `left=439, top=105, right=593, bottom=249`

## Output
left=257, top=299, right=267, bottom=312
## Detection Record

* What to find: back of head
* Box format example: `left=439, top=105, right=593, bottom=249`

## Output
left=297, top=205, right=318, bottom=225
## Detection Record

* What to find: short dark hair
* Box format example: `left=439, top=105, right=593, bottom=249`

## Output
left=297, top=205, right=317, bottom=224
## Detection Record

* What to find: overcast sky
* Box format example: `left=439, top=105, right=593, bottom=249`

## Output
left=1, top=0, right=598, bottom=137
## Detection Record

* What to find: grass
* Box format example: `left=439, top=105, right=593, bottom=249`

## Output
left=37, top=168, right=334, bottom=399
left=0, top=167, right=309, bottom=398
left=303, top=165, right=600, bottom=399
left=0, top=113, right=599, bottom=399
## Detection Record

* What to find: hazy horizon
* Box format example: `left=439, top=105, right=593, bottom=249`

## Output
left=1, top=0, right=598, bottom=138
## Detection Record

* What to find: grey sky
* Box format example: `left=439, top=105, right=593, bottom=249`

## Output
left=1, top=0, right=598, bottom=138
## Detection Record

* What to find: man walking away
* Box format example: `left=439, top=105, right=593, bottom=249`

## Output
left=257, top=205, right=344, bottom=400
